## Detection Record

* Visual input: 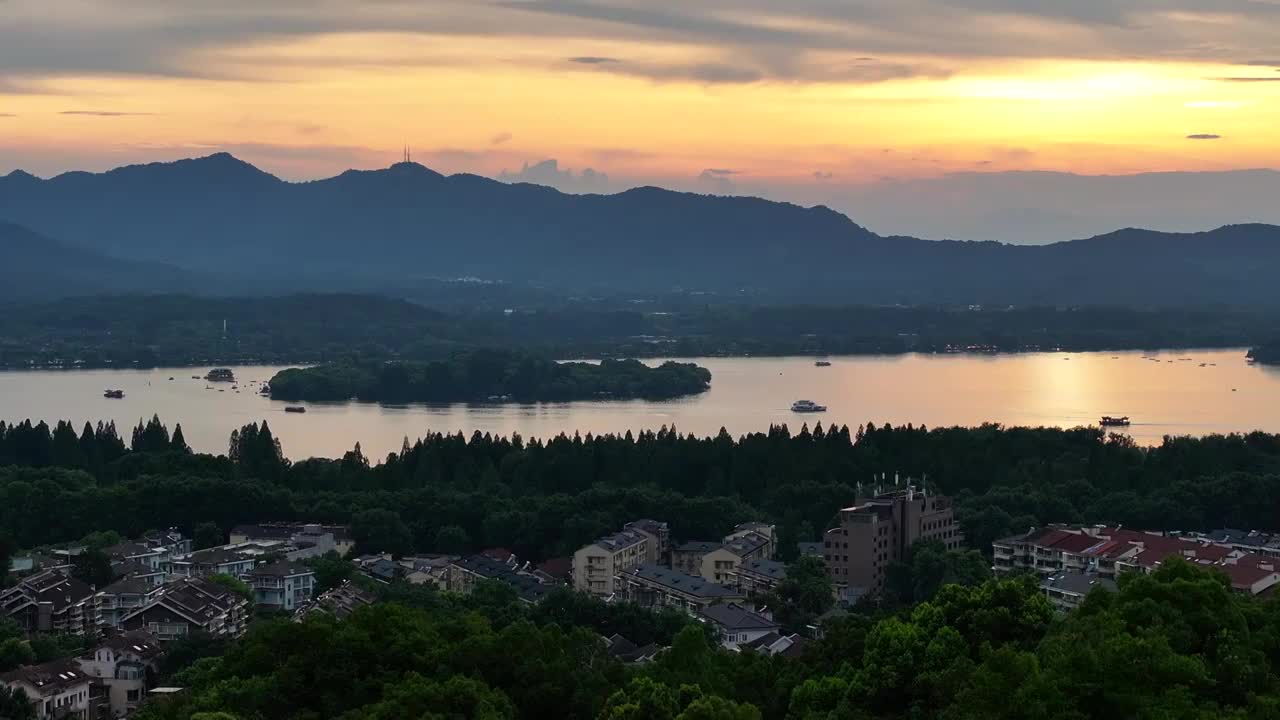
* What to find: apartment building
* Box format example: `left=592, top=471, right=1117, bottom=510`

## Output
left=614, top=565, right=745, bottom=614
left=76, top=631, right=164, bottom=718
left=0, top=659, right=96, bottom=720
left=167, top=547, right=258, bottom=579
left=623, top=519, right=671, bottom=564
left=724, top=523, right=777, bottom=560
left=727, top=558, right=788, bottom=597
left=1040, top=572, right=1118, bottom=613
left=247, top=561, right=316, bottom=611
left=672, top=524, right=775, bottom=586
left=96, top=577, right=166, bottom=631
left=119, top=577, right=249, bottom=640
left=823, top=486, right=963, bottom=601
left=1, top=570, right=99, bottom=636
left=572, top=529, right=651, bottom=598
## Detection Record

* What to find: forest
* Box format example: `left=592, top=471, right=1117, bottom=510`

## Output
left=1251, top=343, right=1280, bottom=365
left=1, top=417, right=1278, bottom=564
left=2, top=293, right=1277, bottom=369
left=266, top=352, right=712, bottom=403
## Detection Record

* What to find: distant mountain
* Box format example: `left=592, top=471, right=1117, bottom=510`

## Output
left=0, top=221, right=200, bottom=300
left=2, top=154, right=1280, bottom=306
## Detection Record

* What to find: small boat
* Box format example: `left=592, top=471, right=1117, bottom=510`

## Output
left=1099, top=416, right=1131, bottom=427
left=284, top=406, right=307, bottom=414
left=815, top=360, right=832, bottom=367
left=103, top=389, right=124, bottom=399
left=792, top=400, right=828, bottom=413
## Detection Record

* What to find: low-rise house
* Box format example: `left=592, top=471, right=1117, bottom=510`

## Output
left=297, top=582, right=378, bottom=620
left=1219, top=559, right=1280, bottom=596
left=533, top=557, right=573, bottom=585
left=110, top=560, right=166, bottom=589
left=741, top=632, right=808, bottom=658
left=140, top=529, right=192, bottom=560
left=230, top=523, right=355, bottom=557
left=1, top=659, right=96, bottom=720
left=119, top=577, right=249, bottom=641
left=448, top=555, right=550, bottom=604
left=77, top=631, right=164, bottom=718
left=96, top=577, right=166, bottom=631
left=355, top=555, right=405, bottom=584
left=168, top=547, right=258, bottom=579
left=797, top=542, right=824, bottom=560
left=400, top=555, right=456, bottom=588
left=103, top=542, right=165, bottom=573
left=247, top=561, right=316, bottom=611
left=614, top=565, right=744, bottom=615
left=1, top=570, right=99, bottom=635
left=573, top=529, right=651, bottom=598
left=603, top=634, right=664, bottom=664
left=1040, top=572, right=1117, bottom=613
left=698, top=603, right=780, bottom=650
left=728, top=558, right=787, bottom=597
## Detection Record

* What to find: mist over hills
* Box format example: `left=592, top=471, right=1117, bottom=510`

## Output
left=2, top=154, right=1280, bottom=306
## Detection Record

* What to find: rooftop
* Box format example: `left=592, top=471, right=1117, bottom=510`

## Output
left=592, top=529, right=649, bottom=552
left=250, top=560, right=313, bottom=578
left=1041, top=572, right=1117, bottom=597
left=619, top=565, right=742, bottom=599
left=0, top=659, right=88, bottom=695
left=698, top=603, right=779, bottom=632
left=675, top=540, right=723, bottom=554
left=734, top=559, right=787, bottom=581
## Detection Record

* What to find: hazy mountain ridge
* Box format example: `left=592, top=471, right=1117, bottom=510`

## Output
left=2, top=154, right=1279, bottom=306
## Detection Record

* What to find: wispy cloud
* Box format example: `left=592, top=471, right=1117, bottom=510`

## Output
left=490, top=132, right=513, bottom=146
left=567, top=56, right=619, bottom=65
left=1213, top=77, right=1280, bottom=82
left=1185, top=133, right=1222, bottom=140
left=60, top=110, right=155, bottom=117
left=0, top=113, right=16, bottom=118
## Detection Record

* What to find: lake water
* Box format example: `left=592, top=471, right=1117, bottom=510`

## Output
left=1, top=349, right=1276, bottom=460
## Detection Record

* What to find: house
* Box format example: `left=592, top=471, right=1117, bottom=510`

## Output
left=573, top=529, right=651, bottom=597
left=797, top=542, right=824, bottom=560
left=727, top=558, right=787, bottom=597
left=119, top=577, right=249, bottom=641
left=1, top=570, right=99, bottom=636
left=355, top=555, right=405, bottom=584
left=110, top=560, right=166, bottom=589
left=1, top=659, right=96, bottom=720
left=77, top=631, right=164, bottom=718
left=697, top=603, right=780, bottom=650
left=297, top=582, right=378, bottom=620
left=140, top=529, right=192, bottom=559
left=103, top=542, right=165, bottom=573
left=1039, top=572, right=1117, bottom=613
left=96, top=577, right=166, bottom=631
left=603, top=634, right=664, bottom=664
left=448, top=555, right=551, bottom=604
left=247, top=561, right=316, bottom=611
left=741, top=632, right=808, bottom=658
left=167, top=547, right=257, bottom=579
left=229, top=523, right=355, bottom=557
left=533, top=557, right=573, bottom=585
left=614, top=565, right=744, bottom=614
left=1219, top=561, right=1280, bottom=596
left=673, top=533, right=773, bottom=586
left=399, top=555, right=456, bottom=588
left=807, top=607, right=849, bottom=640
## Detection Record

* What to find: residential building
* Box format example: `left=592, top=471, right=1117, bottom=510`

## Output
left=572, top=529, right=651, bottom=598
left=1220, top=558, right=1280, bottom=596
left=119, top=577, right=249, bottom=641
left=229, top=523, right=355, bottom=557
left=247, top=561, right=316, bottom=611
left=740, top=632, right=808, bottom=658
left=1, top=659, right=95, bottom=720
left=77, top=631, right=164, bottom=718
left=725, top=523, right=777, bottom=560
left=140, top=529, right=192, bottom=559
left=603, top=634, right=664, bottom=664
left=400, top=555, right=457, bottom=588
left=614, top=565, right=744, bottom=615
left=110, top=560, right=166, bottom=589
left=824, top=485, right=963, bottom=601
left=103, top=542, right=165, bottom=573
left=448, top=555, right=551, bottom=604
left=167, top=547, right=257, bottom=579
left=797, top=542, right=824, bottom=560
left=533, top=557, right=573, bottom=585
left=697, top=603, right=780, bottom=650
left=1, top=570, right=99, bottom=636
left=672, top=541, right=723, bottom=578
left=728, top=558, right=787, bottom=597
left=354, top=554, right=406, bottom=584
left=623, top=519, right=671, bottom=564
left=1040, top=572, right=1117, bottom=613
left=297, top=582, right=378, bottom=620
left=96, top=577, right=166, bottom=631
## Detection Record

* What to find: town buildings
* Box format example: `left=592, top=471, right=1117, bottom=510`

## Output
left=671, top=523, right=776, bottom=586
left=614, top=565, right=745, bottom=614
left=76, top=631, right=164, bottom=718
left=298, top=582, right=378, bottom=620
left=573, top=528, right=653, bottom=598
left=727, top=558, right=788, bottom=597
left=229, top=523, right=355, bottom=557
left=824, top=486, right=963, bottom=601
left=696, top=603, right=780, bottom=650
left=95, top=577, right=166, bottom=631
left=247, top=561, right=317, bottom=611
left=118, top=577, right=249, bottom=640
left=0, top=659, right=95, bottom=720
left=448, top=555, right=551, bottom=604
left=1, top=570, right=98, bottom=636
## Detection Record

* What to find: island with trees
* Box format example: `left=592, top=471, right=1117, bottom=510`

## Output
left=265, top=351, right=712, bottom=403
left=1250, top=342, right=1280, bottom=365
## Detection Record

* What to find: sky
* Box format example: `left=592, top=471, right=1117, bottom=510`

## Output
left=2, top=0, right=1280, bottom=240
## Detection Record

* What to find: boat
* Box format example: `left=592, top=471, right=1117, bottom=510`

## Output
left=284, top=406, right=307, bottom=414
left=205, top=368, right=236, bottom=383
left=814, top=361, right=832, bottom=367
left=1099, top=416, right=1131, bottom=427
left=791, top=400, right=828, bottom=413
left=103, top=389, right=124, bottom=399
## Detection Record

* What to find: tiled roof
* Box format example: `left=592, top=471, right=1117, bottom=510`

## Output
left=249, top=560, right=313, bottom=578
left=0, top=659, right=88, bottom=695
left=1050, top=533, right=1108, bottom=554
left=624, top=519, right=668, bottom=535
left=1219, top=564, right=1279, bottom=589
left=593, top=530, right=648, bottom=552
left=104, top=542, right=157, bottom=558
left=96, top=630, right=164, bottom=660
left=619, top=565, right=742, bottom=599
left=698, top=603, right=779, bottom=632
left=675, top=540, right=723, bottom=554
left=797, top=542, right=823, bottom=557
left=1041, top=572, right=1116, bottom=597
left=454, top=555, right=550, bottom=602
left=735, top=559, right=787, bottom=581
left=724, top=533, right=770, bottom=557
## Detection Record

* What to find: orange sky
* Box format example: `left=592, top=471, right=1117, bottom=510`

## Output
left=2, top=1, right=1279, bottom=184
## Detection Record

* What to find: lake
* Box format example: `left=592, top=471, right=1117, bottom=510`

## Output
left=1, top=348, right=1275, bottom=459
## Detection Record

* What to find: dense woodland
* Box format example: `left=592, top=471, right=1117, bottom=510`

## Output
left=1, top=417, right=1278, bottom=563
left=1, top=294, right=1277, bottom=369
left=266, top=353, right=712, bottom=403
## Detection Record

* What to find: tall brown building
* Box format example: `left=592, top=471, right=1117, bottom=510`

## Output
left=823, top=486, right=963, bottom=602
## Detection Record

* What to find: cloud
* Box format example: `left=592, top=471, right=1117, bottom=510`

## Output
left=498, top=159, right=610, bottom=193
left=0, top=113, right=16, bottom=118
left=1213, top=76, right=1280, bottom=82
left=567, top=56, right=619, bottom=65
left=697, top=168, right=739, bottom=194
left=1185, top=133, right=1222, bottom=140
left=701, top=168, right=739, bottom=176
left=490, top=132, right=513, bottom=146
left=813, top=171, right=834, bottom=180
left=60, top=110, right=155, bottom=117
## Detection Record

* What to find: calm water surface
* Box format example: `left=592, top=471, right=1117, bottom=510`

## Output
left=1, top=349, right=1275, bottom=459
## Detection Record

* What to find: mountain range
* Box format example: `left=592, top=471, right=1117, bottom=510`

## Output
left=2, top=153, right=1280, bottom=306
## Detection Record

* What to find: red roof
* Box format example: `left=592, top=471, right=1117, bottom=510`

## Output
left=1133, top=547, right=1182, bottom=568
left=1219, top=564, right=1279, bottom=590
left=1031, top=529, right=1074, bottom=548
left=1052, top=533, right=1107, bottom=553
left=1231, top=553, right=1276, bottom=570
left=1190, top=544, right=1231, bottom=562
